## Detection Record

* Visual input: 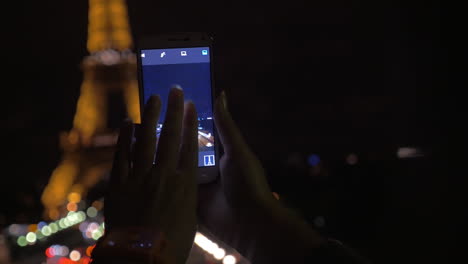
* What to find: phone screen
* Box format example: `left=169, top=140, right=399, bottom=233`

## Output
left=139, top=47, right=216, bottom=167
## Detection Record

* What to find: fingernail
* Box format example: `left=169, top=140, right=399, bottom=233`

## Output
left=169, top=85, right=184, bottom=101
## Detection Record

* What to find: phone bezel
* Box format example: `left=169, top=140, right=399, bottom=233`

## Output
left=136, top=32, right=220, bottom=184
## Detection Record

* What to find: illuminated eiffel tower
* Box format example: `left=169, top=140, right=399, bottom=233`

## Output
left=41, top=0, right=140, bottom=220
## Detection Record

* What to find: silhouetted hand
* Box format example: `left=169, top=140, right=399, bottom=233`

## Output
left=103, top=87, right=198, bottom=264
left=198, top=92, right=325, bottom=264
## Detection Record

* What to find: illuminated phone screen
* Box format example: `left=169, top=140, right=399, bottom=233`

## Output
left=139, top=47, right=216, bottom=167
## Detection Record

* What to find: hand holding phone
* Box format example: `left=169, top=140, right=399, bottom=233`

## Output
left=137, top=33, right=219, bottom=183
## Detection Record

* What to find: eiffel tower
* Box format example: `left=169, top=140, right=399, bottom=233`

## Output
left=41, top=0, right=139, bottom=220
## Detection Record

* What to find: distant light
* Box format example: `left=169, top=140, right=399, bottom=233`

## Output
left=8, top=224, right=21, bottom=236
left=346, top=153, right=358, bottom=165
left=214, top=248, right=226, bottom=260
left=141, top=53, right=145, bottom=58
left=307, top=154, right=321, bottom=167
left=70, top=250, right=81, bottom=261
left=92, top=230, right=103, bottom=240
left=206, top=143, right=213, bottom=147
left=314, top=216, right=326, bottom=228
left=86, top=245, right=96, bottom=257
left=58, top=219, right=66, bottom=229
left=49, top=223, right=58, bottom=233
left=87, top=222, right=99, bottom=232
left=38, top=221, right=47, bottom=230
left=60, top=246, right=69, bottom=256
left=28, top=224, right=38, bottom=232
left=67, top=212, right=78, bottom=223
left=45, top=247, right=54, bottom=258
left=77, top=211, right=87, bottom=222
left=79, top=222, right=88, bottom=232
left=223, top=255, right=237, bottom=264
left=87, top=207, right=98, bottom=218
left=67, top=202, right=78, bottom=212
left=63, top=218, right=71, bottom=227
left=42, top=226, right=52, bottom=236
left=26, top=232, right=37, bottom=243
left=397, top=147, right=424, bottom=159
left=48, top=208, right=60, bottom=220
left=17, top=236, right=27, bottom=247
left=91, top=200, right=104, bottom=211
left=67, top=192, right=82, bottom=203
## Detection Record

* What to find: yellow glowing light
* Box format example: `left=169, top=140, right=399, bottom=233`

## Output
left=69, top=250, right=81, bottom=261
left=67, top=192, right=82, bottom=203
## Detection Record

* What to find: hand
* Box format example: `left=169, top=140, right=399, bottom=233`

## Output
left=103, top=87, right=199, bottom=264
left=198, top=92, right=325, bottom=263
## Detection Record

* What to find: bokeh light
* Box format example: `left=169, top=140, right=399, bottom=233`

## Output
left=346, top=153, right=358, bottom=165
left=86, top=207, right=98, bottom=218
left=25, top=232, right=36, bottom=243
left=17, top=236, right=27, bottom=247
left=214, top=247, right=226, bottom=260
left=67, top=192, right=82, bottom=203
left=307, top=154, right=321, bottom=167
left=69, top=250, right=81, bottom=261
left=41, top=225, right=52, bottom=236
left=67, top=202, right=78, bottom=212
left=223, top=255, right=237, bottom=264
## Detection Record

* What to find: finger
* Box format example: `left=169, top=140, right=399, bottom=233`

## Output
left=213, top=91, right=249, bottom=156
left=178, top=101, right=198, bottom=172
left=133, top=95, right=161, bottom=180
left=109, top=120, right=134, bottom=189
left=155, top=85, right=185, bottom=171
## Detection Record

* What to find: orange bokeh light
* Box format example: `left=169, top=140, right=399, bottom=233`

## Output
left=67, top=202, right=78, bottom=212
left=28, top=224, right=38, bottom=232
left=86, top=244, right=96, bottom=257
left=91, top=200, right=103, bottom=211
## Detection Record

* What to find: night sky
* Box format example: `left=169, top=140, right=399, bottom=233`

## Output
left=1, top=1, right=456, bottom=263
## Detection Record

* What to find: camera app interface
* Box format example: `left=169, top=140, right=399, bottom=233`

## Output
left=140, top=47, right=215, bottom=167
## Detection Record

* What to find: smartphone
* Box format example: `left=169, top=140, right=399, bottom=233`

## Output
left=137, top=33, right=219, bottom=183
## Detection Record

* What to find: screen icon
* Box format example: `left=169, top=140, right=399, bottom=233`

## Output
left=160, top=52, right=166, bottom=58
left=203, top=155, right=215, bottom=166
left=202, top=50, right=208, bottom=55
left=181, top=51, right=187, bottom=56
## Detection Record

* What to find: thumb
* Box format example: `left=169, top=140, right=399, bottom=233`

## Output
left=213, top=91, right=250, bottom=156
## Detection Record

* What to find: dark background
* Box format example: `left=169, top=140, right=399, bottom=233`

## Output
left=1, top=0, right=457, bottom=263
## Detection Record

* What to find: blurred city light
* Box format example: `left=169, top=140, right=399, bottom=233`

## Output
left=223, top=255, right=237, bottom=264
left=17, top=236, right=27, bottom=247
left=67, top=202, right=78, bottom=212
left=397, top=147, right=424, bottom=159
left=67, top=192, right=82, bottom=203
left=214, top=247, right=226, bottom=260
left=69, top=250, right=81, bottom=261
left=25, top=232, right=36, bottom=243
left=41, top=225, right=52, bottom=236
left=307, top=154, right=321, bottom=167
left=346, top=153, right=358, bottom=165
left=86, top=207, right=98, bottom=218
